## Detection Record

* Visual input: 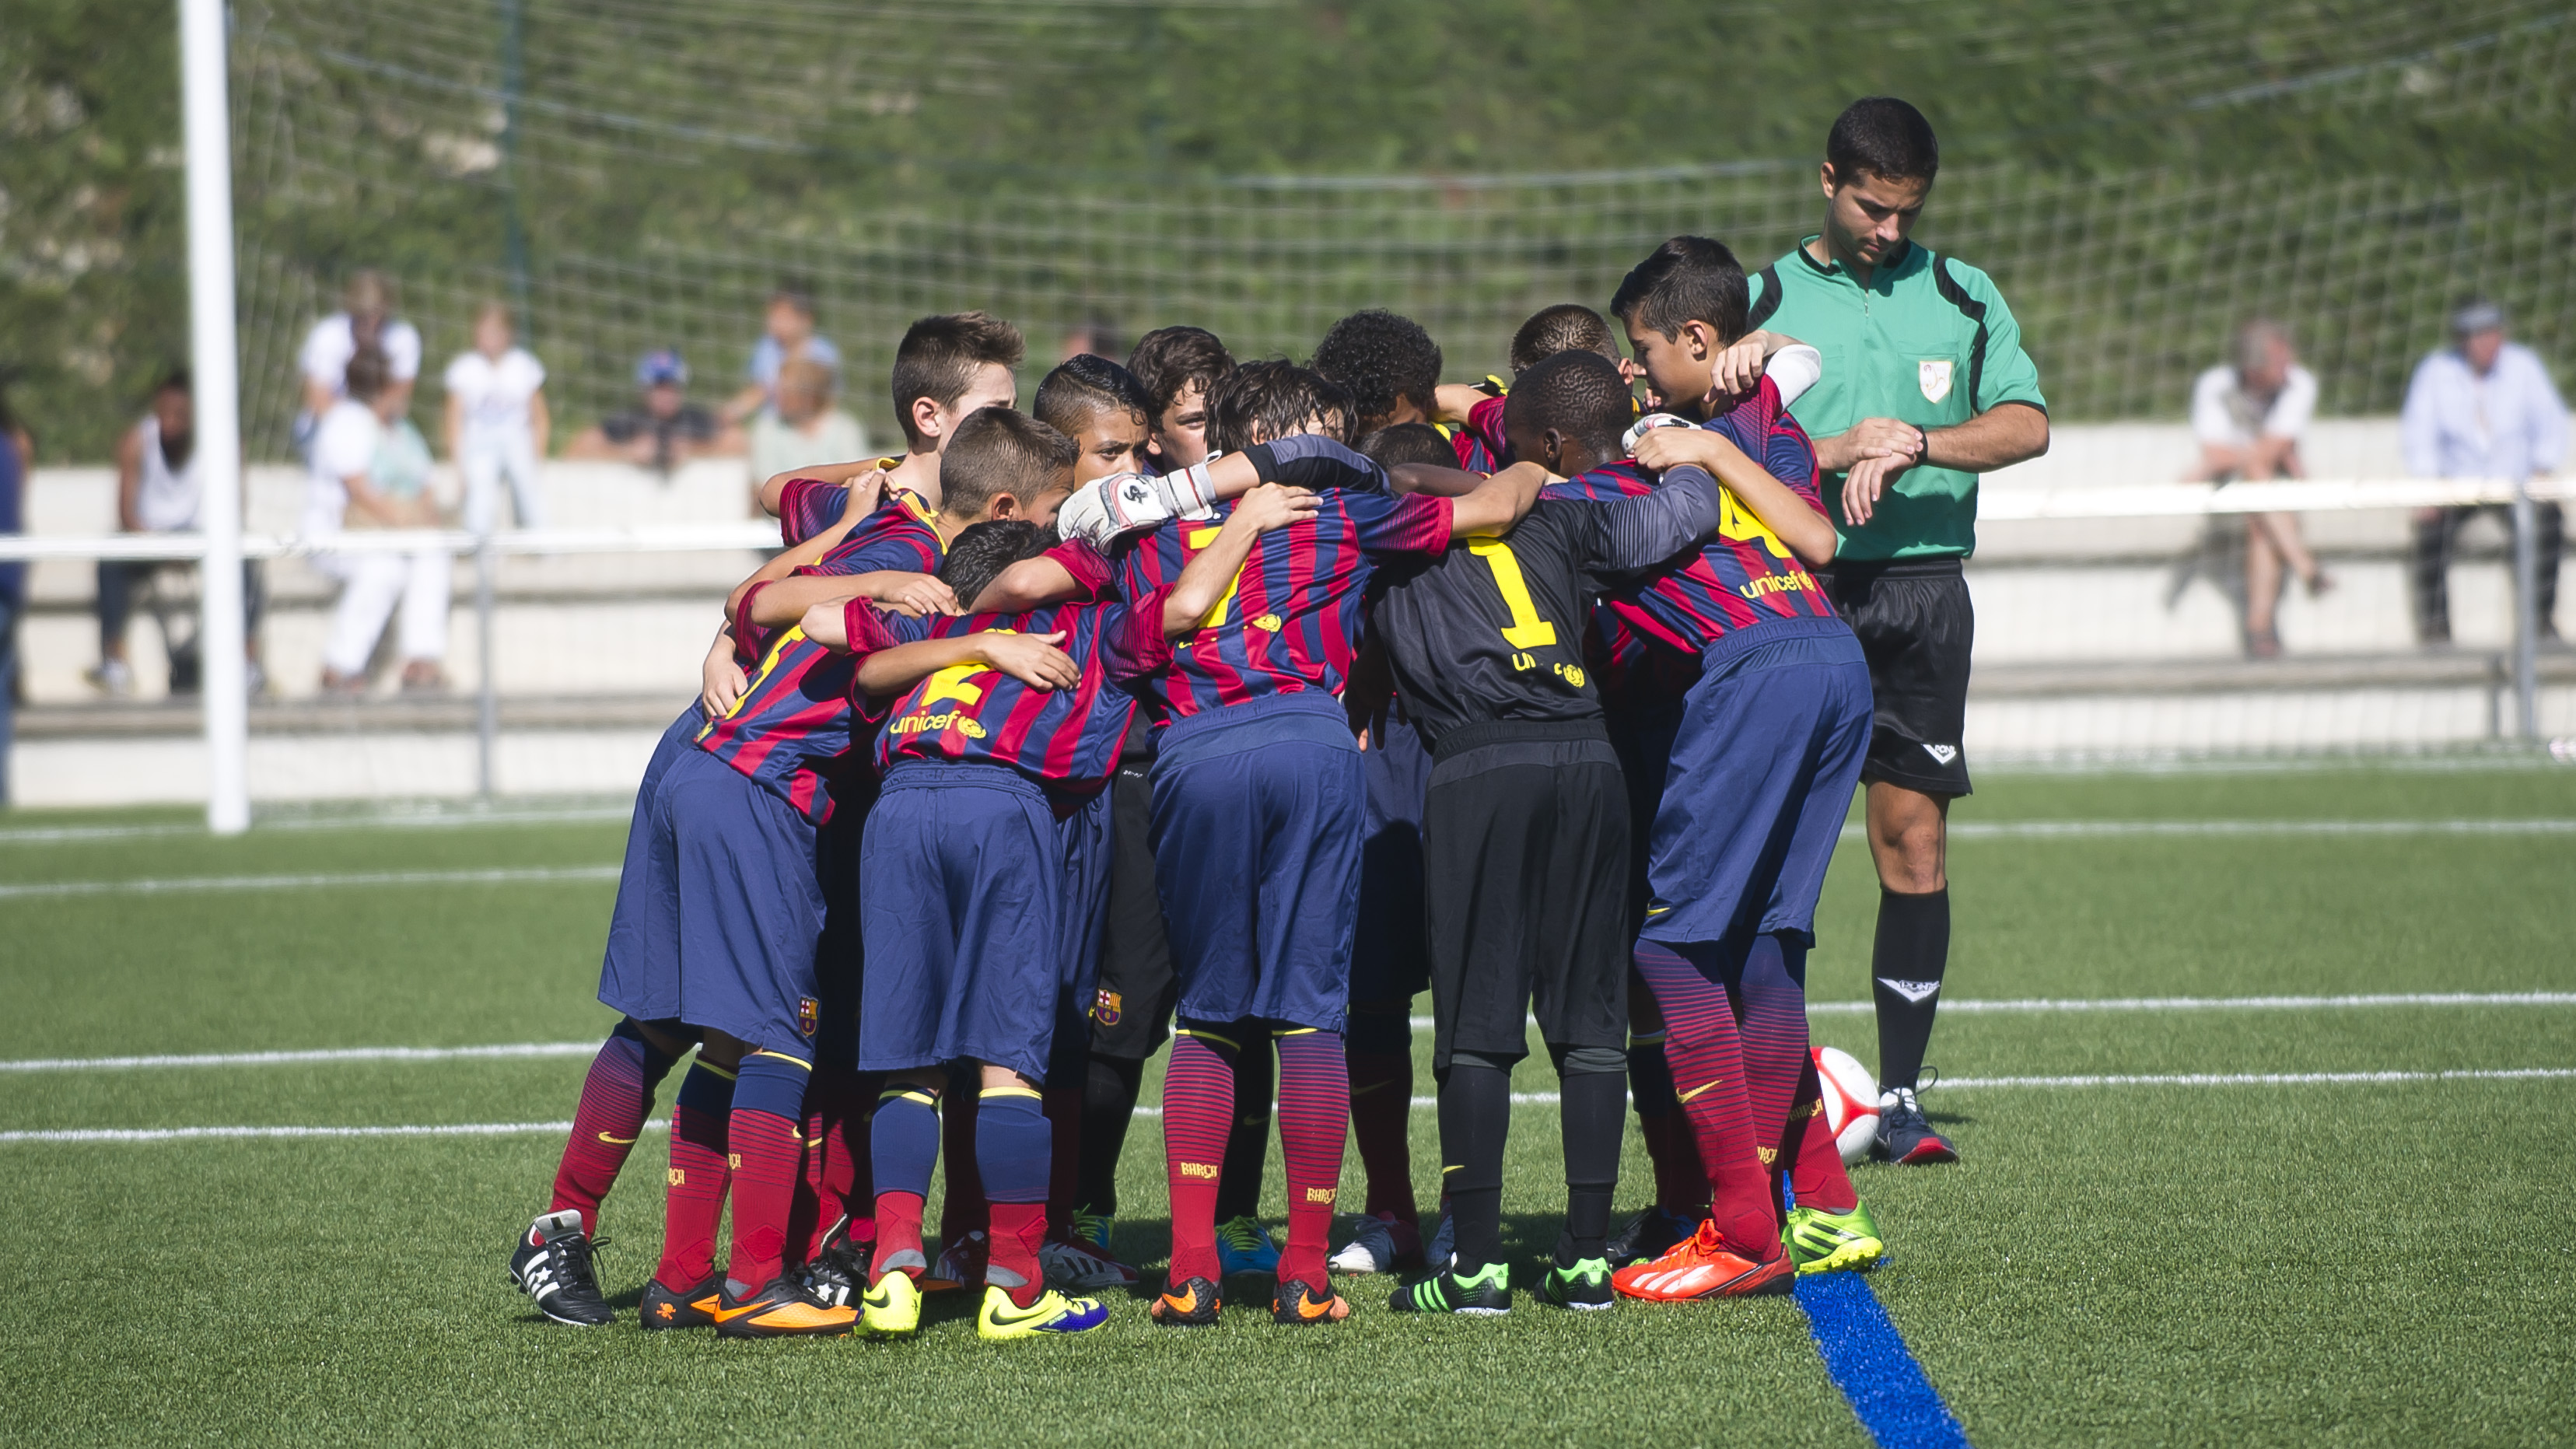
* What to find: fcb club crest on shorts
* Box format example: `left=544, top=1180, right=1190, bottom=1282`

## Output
left=797, top=996, right=820, bottom=1037
left=1091, top=989, right=1123, bottom=1027
left=1918, top=359, right=1954, bottom=404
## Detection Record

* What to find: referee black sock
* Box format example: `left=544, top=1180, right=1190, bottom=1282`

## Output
left=1435, top=1055, right=1512, bottom=1275
left=1871, top=887, right=1951, bottom=1092
left=1076, top=1055, right=1144, bottom=1216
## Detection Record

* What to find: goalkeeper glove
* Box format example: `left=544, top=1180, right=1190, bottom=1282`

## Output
left=1622, top=411, right=1695, bottom=457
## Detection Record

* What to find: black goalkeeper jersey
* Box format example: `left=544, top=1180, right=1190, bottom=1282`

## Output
left=1374, top=469, right=1759, bottom=750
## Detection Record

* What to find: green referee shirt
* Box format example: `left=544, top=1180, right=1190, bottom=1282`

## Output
left=1747, top=237, right=2046, bottom=561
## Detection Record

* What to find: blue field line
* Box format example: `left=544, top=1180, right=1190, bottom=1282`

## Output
left=1796, top=1272, right=1972, bottom=1449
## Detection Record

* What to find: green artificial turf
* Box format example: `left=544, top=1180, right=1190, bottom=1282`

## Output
left=1, top=761, right=2572, bottom=1444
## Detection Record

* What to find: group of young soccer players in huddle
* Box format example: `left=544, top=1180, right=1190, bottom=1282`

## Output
left=506, top=233, right=1899, bottom=1341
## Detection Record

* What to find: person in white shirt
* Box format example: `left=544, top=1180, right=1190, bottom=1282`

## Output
left=442, top=302, right=551, bottom=534
left=307, top=348, right=450, bottom=695
left=744, top=357, right=866, bottom=513
left=90, top=369, right=266, bottom=696
left=2403, top=301, right=2571, bottom=644
left=297, top=270, right=422, bottom=460
left=2187, top=318, right=2330, bottom=657
left=722, top=285, right=842, bottom=425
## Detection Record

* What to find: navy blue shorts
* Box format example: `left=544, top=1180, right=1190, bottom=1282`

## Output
left=595, top=703, right=705, bottom=1024
left=1048, top=788, right=1114, bottom=1086
left=808, top=778, right=875, bottom=1066
left=1149, top=693, right=1365, bottom=1032
left=1349, top=712, right=1433, bottom=1006
left=602, top=747, right=830, bottom=1057
left=1640, top=616, right=1871, bottom=950
left=856, top=761, right=1068, bottom=1082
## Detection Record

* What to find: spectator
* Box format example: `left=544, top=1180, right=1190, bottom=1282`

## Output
left=296, top=270, right=422, bottom=457
left=0, top=375, right=26, bottom=806
left=2405, top=301, right=2570, bottom=646
left=745, top=356, right=866, bottom=512
left=89, top=369, right=268, bottom=697
left=2186, top=319, right=2331, bottom=657
left=441, top=302, right=550, bottom=534
left=722, top=285, right=842, bottom=425
left=566, top=349, right=744, bottom=473
left=306, top=348, right=450, bottom=695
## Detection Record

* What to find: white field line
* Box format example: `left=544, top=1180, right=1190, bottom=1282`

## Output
left=0, top=864, right=621, bottom=900
left=16, top=1070, right=2571, bottom=1141
left=0, top=806, right=631, bottom=846
left=1849, top=817, right=2576, bottom=842
left=14, top=991, right=2566, bottom=1071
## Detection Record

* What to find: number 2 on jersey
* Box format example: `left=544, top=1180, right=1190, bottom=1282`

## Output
left=1466, top=537, right=1558, bottom=649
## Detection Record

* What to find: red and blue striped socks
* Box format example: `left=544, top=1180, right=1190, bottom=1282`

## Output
left=1161, top=1027, right=1239, bottom=1286
left=723, top=1050, right=810, bottom=1293
left=548, top=1019, right=678, bottom=1234
left=1272, top=1027, right=1350, bottom=1287
left=655, top=1054, right=734, bottom=1292
left=1631, top=940, right=1777, bottom=1259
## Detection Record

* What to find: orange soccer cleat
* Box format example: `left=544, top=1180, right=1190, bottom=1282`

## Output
left=1610, top=1219, right=1796, bottom=1301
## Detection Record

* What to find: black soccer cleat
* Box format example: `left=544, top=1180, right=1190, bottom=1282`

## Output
left=1606, top=1206, right=1703, bottom=1267
left=1388, top=1261, right=1510, bottom=1316
left=1874, top=1085, right=1958, bottom=1165
left=800, top=1213, right=873, bottom=1310
left=1149, top=1275, right=1223, bottom=1327
left=509, top=1209, right=616, bottom=1327
left=712, top=1274, right=859, bottom=1338
left=1272, top=1278, right=1353, bottom=1326
left=640, top=1272, right=722, bottom=1331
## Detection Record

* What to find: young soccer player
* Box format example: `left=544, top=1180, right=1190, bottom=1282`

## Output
left=1315, top=305, right=1491, bottom=472
left=1366, top=348, right=1806, bottom=1316
left=1553, top=236, right=1881, bottom=1297
left=832, top=438, right=1322, bottom=1342
left=1129, top=325, right=1234, bottom=471
left=1084, top=362, right=1539, bottom=1326
left=1431, top=303, right=1631, bottom=466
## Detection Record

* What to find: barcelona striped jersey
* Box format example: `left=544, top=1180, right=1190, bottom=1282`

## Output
left=1108, top=436, right=1453, bottom=723
left=854, top=602, right=1166, bottom=799
left=1540, top=375, right=1837, bottom=658
left=775, top=459, right=902, bottom=547
left=696, top=488, right=947, bottom=823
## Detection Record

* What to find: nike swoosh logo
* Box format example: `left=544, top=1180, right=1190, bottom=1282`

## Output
left=1159, top=1286, right=1201, bottom=1315
left=1678, top=1079, right=1722, bottom=1102
left=985, top=1300, right=1059, bottom=1327
left=709, top=1298, right=768, bottom=1324
left=595, top=1133, right=638, bottom=1144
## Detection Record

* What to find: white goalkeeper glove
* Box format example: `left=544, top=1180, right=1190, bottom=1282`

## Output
left=1059, top=471, right=1178, bottom=551
left=1155, top=457, right=1222, bottom=520
left=1622, top=411, right=1695, bottom=457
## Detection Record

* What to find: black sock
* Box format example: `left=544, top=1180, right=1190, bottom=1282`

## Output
left=1871, top=887, right=1951, bottom=1091
left=1552, top=1052, right=1625, bottom=1265
left=1213, top=1038, right=1274, bottom=1223
left=1076, top=1055, right=1144, bottom=1216
left=1435, top=1056, right=1511, bottom=1274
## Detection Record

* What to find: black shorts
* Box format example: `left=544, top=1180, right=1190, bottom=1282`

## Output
left=1349, top=714, right=1433, bottom=1008
left=1085, top=763, right=1179, bottom=1061
left=1422, top=723, right=1630, bottom=1072
left=1818, top=558, right=1974, bottom=797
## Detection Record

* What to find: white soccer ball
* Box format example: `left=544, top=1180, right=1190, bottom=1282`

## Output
left=1813, top=1046, right=1881, bottom=1165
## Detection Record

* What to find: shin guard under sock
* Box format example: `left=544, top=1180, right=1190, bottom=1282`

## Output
left=1871, top=887, right=1951, bottom=1092
left=1783, top=1053, right=1860, bottom=1214
left=870, top=1086, right=941, bottom=1276
left=1633, top=941, right=1776, bottom=1258
left=1272, top=1027, right=1350, bottom=1287
left=550, top=1020, right=679, bottom=1233
left=1736, top=933, right=1813, bottom=1188
left=977, top=1087, right=1053, bottom=1307
left=723, top=1051, right=810, bottom=1292
left=1076, top=1055, right=1145, bottom=1216
left=1213, top=1038, right=1275, bottom=1224
left=1435, top=1056, right=1510, bottom=1273
left=1553, top=1048, right=1626, bottom=1263
left=1161, top=1027, right=1240, bottom=1285
left=656, top=1056, right=734, bottom=1290
left=1629, top=1033, right=1710, bottom=1213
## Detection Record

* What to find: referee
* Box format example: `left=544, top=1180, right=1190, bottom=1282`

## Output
left=1745, top=96, right=2049, bottom=1164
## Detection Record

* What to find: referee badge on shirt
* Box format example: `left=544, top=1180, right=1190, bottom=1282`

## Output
left=1918, top=359, right=1954, bottom=404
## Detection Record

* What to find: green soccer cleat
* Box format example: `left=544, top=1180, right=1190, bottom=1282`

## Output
left=977, top=1285, right=1110, bottom=1341
left=1388, top=1261, right=1510, bottom=1316
left=1531, top=1257, right=1615, bottom=1311
left=860, top=1270, right=922, bottom=1340
left=1784, top=1200, right=1887, bottom=1276
left=1215, top=1215, right=1283, bottom=1277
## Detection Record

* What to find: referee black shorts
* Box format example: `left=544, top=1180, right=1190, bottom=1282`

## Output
left=1818, top=557, right=1975, bottom=798
left=1085, top=762, right=1179, bottom=1061
left=1422, top=721, right=1629, bottom=1073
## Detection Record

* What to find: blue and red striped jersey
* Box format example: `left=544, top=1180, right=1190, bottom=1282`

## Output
left=1538, top=376, right=1836, bottom=657
left=1109, top=436, right=1452, bottom=723
left=1434, top=418, right=1496, bottom=474
left=695, top=492, right=950, bottom=824
left=775, top=460, right=902, bottom=547
left=856, top=602, right=1166, bottom=797
left=1465, top=393, right=1510, bottom=467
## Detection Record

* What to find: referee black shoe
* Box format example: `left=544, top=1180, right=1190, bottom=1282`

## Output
left=509, top=1209, right=616, bottom=1327
left=1606, top=1206, right=1702, bottom=1267
left=1874, top=1083, right=1958, bottom=1165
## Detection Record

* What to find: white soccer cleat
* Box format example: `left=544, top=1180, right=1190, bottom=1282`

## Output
left=1328, top=1213, right=1398, bottom=1276
left=1040, top=1235, right=1140, bottom=1293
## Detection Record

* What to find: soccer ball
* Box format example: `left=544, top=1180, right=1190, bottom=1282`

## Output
left=1812, top=1047, right=1881, bottom=1164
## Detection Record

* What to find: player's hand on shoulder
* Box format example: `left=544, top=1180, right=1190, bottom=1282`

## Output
left=1633, top=422, right=1741, bottom=477
left=1233, top=482, right=1319, bottom=534
left=1708, top=338, right=1769, bottom=401
left=982, top=630, right=1080, bottom=691
left=1622, top=411, right=1695, bottom=458
left=702, top=644, right=747, bottom=717
left=874, top=572, right=960, bottom=618
left=843, top=466, right=888, bottom=518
